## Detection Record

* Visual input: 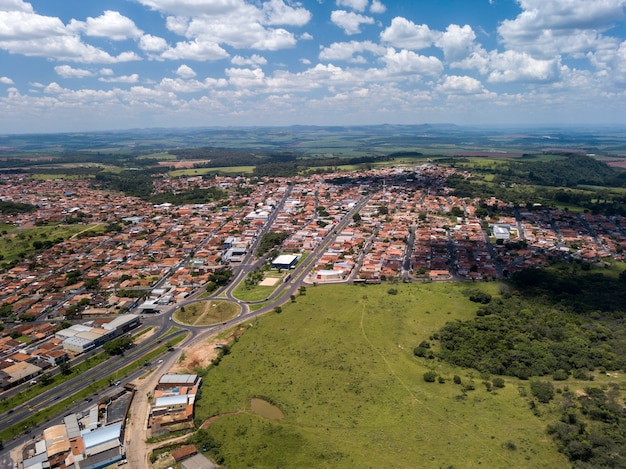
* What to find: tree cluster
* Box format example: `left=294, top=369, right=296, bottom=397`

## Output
left=0, top=200, right=36, bottom=215
left=547, top=385, right=626, bottom=467
left=257, top=232, right=290, bottom=256
left=103, top=335, right=134, bottom=355
left=437, top=266, right=626, bottom=379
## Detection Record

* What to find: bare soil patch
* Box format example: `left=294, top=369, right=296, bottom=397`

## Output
left=170, top=326, right=245, bottom=373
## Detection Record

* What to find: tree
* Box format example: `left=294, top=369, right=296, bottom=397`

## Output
left=530, top=380, right=555, bottom=403
left=209, top=268, right=233, bottom=286
left=423, top=371, right=437, bottom=382
left=39, top=373, right=53, bottom=386
left=103, top=336, right=134, bottom=356
left=65, top=269, right=82, bottom=285
left=84, top=278, right=99, bottom=290
left=492, top=377, right=505, bottom=388
left=59, top=361, right=72, bottom=375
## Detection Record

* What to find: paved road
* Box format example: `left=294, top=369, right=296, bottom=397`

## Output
left=1, top=187, right=371, bottom=468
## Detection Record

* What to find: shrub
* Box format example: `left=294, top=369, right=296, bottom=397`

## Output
left=503, top=440, right=517, bottom=451
left=423, top=371, right=437, bottom=383
left=530, top=380, right=555, bottom=403
left=492, top=377, right=505, bottom=388
left=467, top=289, right=492, bottom=304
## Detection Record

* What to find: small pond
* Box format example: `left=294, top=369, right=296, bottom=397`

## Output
left=250, top=398, right=284, bottom=420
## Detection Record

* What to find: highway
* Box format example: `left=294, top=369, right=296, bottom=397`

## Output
left=0, top=188, right=372, bottom=465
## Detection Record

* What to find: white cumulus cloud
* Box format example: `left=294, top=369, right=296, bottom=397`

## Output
left=0, top=6, right=141, bottom=63
left=438, top=75, right=484, bottom=93
left=175, top=64, right=197, bottom=78
left=331, top=10, right=374, bottom=35
left=435, top=24, right=477, bottom=62
left=55, top=65, right=94, bottom=78
left=139, top=34, right=168, bottom=52
left=68, top=10, right=143, bottom=41
left=336, top=0, right=369, bottom=12
left=499, top=0, right=626, bottom=58
left=0, top=76, right=14, bottom=85
left=487, top=50, right=560, bottom=83
left=319, top=40, right=385, bottom=62
left=262, top=0, right=311, bottom=26
left=380, top=17, right=440, bottom=50
left=370, top=0, right=386, bottom=14
left=380, top=48, right=444, bottom=77
left=99, top=73, right=140, bottom=83
left=137, top=0, right=311, bottom=52
left=231, top=54, right=268, bottom=66
left=161, top=39, right=229, bottom=61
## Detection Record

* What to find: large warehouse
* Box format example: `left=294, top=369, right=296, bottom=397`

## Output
left=270, top=254, right=299, bottom=270
left=56, top=314, right=140, bottom=354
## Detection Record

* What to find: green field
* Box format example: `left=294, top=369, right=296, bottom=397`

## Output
left=0, top=223, right=106, bottom=265
left=173, top=300, right=241, bottom=325
left=194, top=282, right=569, bottom=468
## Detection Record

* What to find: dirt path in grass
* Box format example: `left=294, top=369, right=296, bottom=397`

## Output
left=200, top=410, right=244, bottom=429
left=358, top=302, right=520, bottom=468
left=70, top=223, right=103, bottom=238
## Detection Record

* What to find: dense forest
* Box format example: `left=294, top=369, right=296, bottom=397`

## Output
left=92, top=171, right=226, bottom=204
left=435, top=265, right=626, bottom=380
left=0, top=200, right=36, bottom=215
left=525, top=154, right=617, bottom=187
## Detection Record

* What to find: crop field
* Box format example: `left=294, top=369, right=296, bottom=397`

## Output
left=195, top=282, right=568, bottom=468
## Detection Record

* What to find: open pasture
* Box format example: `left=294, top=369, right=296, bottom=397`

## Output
left=195, top=282, right=567, bottom=468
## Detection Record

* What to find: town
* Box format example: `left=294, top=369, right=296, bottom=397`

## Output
left=1, top=161, right=626, bottom=468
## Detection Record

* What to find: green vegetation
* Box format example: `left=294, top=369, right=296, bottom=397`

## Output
left=0, top=223, right=105, bottom=269
left=232, top=280, right=277, bottom=302
left=547, top=384, right=626, bottom=466
left=437, top=265, right=626, bottom=379
left=257, top=231, right=290, bottom=256
left=205, top=268, right=233, bottom=294
left=174, top=300, right=240, bottom=325
left=0, top=200, right=36, bottom=215
left=193, top=282, right=568, bottom=468
left=103, top=335, right=134, bottom=355
left=92, top=171, right=227, bottom=204
left=448, top=154, right=626, bottom=215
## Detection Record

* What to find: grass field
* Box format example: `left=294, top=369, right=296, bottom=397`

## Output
left=195, top=282, right=568, bottom=468
left=0, top=223, right=106, bottom=265
left=173, top=300, right=241, bottom=325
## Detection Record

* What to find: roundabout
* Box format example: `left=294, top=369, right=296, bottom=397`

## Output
left=172, top=299, right=241, bottom=326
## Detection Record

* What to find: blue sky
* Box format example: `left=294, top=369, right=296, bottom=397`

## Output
left=0, top=0, right=625, bottom=133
